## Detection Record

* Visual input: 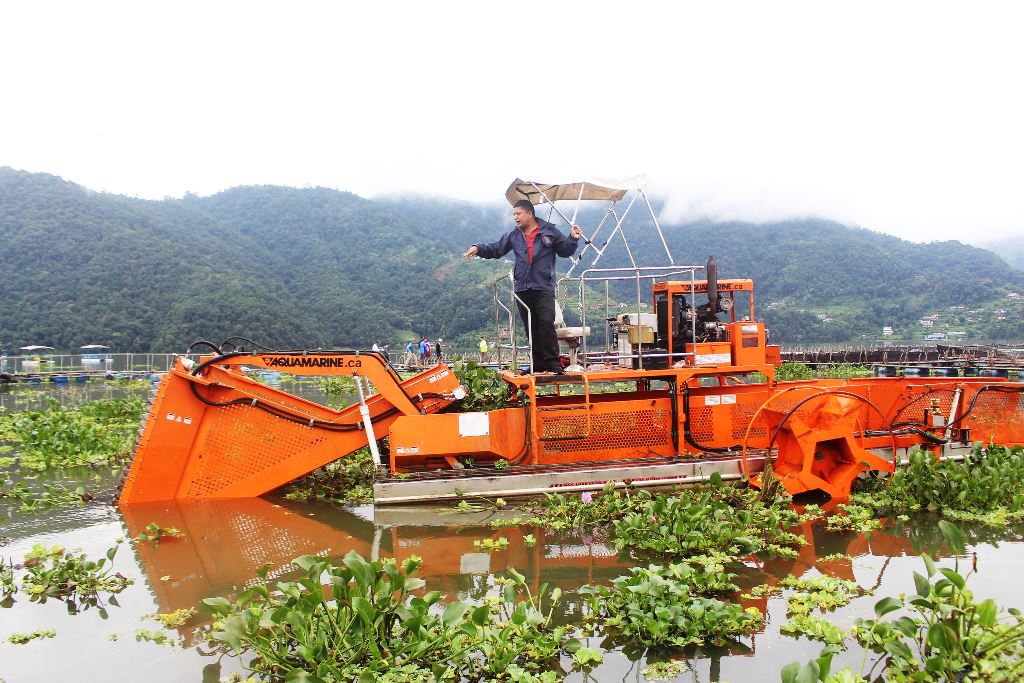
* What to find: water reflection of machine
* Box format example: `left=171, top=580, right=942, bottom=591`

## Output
left=121, top=496, right=963, bottom=648
left=120, top=499, right=631, bottom=634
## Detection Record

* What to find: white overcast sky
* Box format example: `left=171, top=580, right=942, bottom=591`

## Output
left=1, top=1, right=1022, bottom=245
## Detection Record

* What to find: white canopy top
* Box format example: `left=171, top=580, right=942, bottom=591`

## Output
left=79, top=344, right=111, bottom=350
left=505, top=176, right=647, bottom=206
left=20, top=345, right=54, bottom=351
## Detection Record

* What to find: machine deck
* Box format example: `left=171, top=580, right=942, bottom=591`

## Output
left=373, top=452, right=770, bottom=504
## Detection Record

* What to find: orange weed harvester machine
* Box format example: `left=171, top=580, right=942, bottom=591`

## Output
left=118, top=178, right=1024, bottom=507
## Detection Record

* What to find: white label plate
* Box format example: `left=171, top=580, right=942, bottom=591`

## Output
left=458, top=412, right=490, bottom=437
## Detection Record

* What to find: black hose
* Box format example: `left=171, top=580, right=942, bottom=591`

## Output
left=188, top=380, right=398, bottom=432
left=948, top=384, right=1024, bottom=428
left=766, top=390, right=894, bottom=455
left=185, top=340, right=223, bottom=356
left=219, top=336, right=274, bottom=353
left=668, top=378, right=680, bottom=452
left=681, top=384, right=735, bottom=453
left=508, top=400, right=533, bottom=465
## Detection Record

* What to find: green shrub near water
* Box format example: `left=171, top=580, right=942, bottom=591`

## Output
left=0, top=397, right=144, bottom=469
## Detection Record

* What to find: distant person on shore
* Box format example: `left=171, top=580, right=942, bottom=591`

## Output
left=436, top=338, right=444, bottom=363
left=464, top=199, right=581, bottom=373
left=405, top=340, right=417, bottom=366
left=478, top=336, right=489, bottom=362
left=418, top=337, right=429, bottom=365
left=371, top=341, right=381, bottom=354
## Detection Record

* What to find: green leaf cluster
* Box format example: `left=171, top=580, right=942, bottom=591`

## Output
left=853, top=550, right=1024, bottom=682
left=610, top=483, right=801, bottom=560
left=853, top=444, right=1024, bottom=527
left=19, top=542, right=132, bottom=608
left=201, top=552, right=583, bottom=683
left=0, top=397, right=144, bottom=469
left=580, top=560, right=762, bottom=647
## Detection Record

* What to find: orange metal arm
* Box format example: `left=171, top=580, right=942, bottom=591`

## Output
left=118, top=356, right=463, bottom=505
left=198, top=351, right=424, bottom=415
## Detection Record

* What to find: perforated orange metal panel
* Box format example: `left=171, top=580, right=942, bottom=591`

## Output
left=541, top=408, right=670, bottom=454
left=185, top=404, right=330, bottom=498
left=120, top=356, right=462, bottom=505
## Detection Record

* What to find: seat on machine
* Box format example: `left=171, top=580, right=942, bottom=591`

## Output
left=554, top=300, right=590, bottom=366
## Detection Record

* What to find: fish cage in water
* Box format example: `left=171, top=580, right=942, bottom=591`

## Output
left=79, top=344, right=114, bottom=373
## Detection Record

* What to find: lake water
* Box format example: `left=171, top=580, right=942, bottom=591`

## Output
left=2, top=381, right=1024, bottom=682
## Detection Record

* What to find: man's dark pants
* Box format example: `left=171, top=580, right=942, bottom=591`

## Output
left=515, top=289, right=560, bottom=372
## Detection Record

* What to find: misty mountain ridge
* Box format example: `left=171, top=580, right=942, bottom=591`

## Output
left=0, top=166, right=1021, bottom=352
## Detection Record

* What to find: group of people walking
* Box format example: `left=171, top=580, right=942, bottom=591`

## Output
left=402, top=337, right=443, bottom=367
left=372, top=337, right=493, bottom=367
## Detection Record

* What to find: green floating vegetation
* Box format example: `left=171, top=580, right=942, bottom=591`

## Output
left=134, top=522, right=185, bottom=544
left=280, top=447, right=377, bottom=505
left=1, top=557, right=15, bottom=599
left=775, top=363, right=873, bottom=382
left=20, top=542, right=132, bottom=607
left=854, top=444, right=1024, bottom=527
left=146, top=607, right=196, bottom=627
left=317, top=376, right=357, bottom=396
left=135, top=629, right=179, bottom=647
left=0, top=397, right=144, bottom=469
left=641, top=659, right=690, bottom=680
left=780, top=615, right=847, bottom=645
left=825, top=503, right=882, bottom=534
left=581, top=559, right=762, bottom=648
left=610, top=476, right=803, bottom=561
left=818, top=553, right=853, bottom=563
left=6, top=628, right=55, bottom=645
left=528, top=483, right=641, bottom=531
left=202, top=551, right=584, bottom=683
left=779, top=575, right=871, bottom=616
left=0, top=475, right=92, bottom=513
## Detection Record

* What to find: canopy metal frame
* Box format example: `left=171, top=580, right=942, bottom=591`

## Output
left=495, top=179, right=703, bottom=371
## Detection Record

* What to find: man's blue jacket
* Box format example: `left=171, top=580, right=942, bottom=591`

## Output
left=474, top=219, right=580, bottom=292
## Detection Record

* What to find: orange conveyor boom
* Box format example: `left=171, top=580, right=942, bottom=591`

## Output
left=118, top=353, right=463, bottom=505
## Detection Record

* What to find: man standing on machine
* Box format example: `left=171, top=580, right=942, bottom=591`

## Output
left=464, top=199, right=582, bottom=373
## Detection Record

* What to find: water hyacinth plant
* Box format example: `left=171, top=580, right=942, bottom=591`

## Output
left=20, top=542, right=132, bottom=607
left=202, top=551, right=585, bottom=683
left=0, top=397, right=144, bottom=469
left=610, top=475, right=802, bottom=560
left=581, top=559, right=762, bottom=648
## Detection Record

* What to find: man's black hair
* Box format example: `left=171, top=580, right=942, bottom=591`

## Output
left=512, top=199, right=536, bottom=217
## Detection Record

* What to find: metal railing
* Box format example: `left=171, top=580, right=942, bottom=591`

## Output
left=0, top=353, right=182, bottom=376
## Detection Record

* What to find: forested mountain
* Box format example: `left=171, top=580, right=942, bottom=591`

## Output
left=1, top=167, right=1022, bottom=351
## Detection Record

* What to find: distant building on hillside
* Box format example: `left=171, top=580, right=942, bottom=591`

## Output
left=919, top=319, right=934, bottom=328
left=881, top=326, right=894, bottom=336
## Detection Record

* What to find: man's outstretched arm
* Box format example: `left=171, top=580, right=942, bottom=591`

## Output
left=465, top=231, right=514, bottom=261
